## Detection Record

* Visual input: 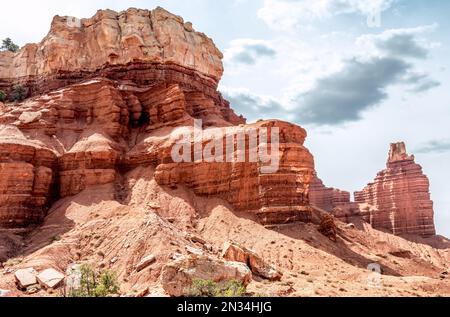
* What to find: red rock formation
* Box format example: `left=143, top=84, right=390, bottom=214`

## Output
left=153, top=121, right=315, bottom=225
left=0, top=7, right=315, bottom=227
left=0, top=126, right=57, bottom=227
left=309, top=174, right=351, bottom=212
left=355, top=142, right=436, bottom=237
left=0, top=8, right=223, bottom=93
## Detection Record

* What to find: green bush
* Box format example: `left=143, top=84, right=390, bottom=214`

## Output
left=0, top=90, right=6, bottom=102
left=1, top=38, right=19, bottom=53
left=68, top=264, right=120, bottom=297
left=10, top=85, right=27, bottom=102
left=188, top=279, right=246, bottom=297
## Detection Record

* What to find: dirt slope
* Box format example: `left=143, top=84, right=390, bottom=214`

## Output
left=1, top=166, right=449, bottom=297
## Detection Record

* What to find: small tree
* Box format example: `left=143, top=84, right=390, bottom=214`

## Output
left=1, top=38, right=20, bottom=53
left=0, top=90, right=6, bottom=102
left=67, top=264, right=120, bottom=297
left=10, top=85, right=27, bottom=102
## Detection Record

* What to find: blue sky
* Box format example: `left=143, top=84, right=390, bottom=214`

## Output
left=1, top=0, right=449, bottom=237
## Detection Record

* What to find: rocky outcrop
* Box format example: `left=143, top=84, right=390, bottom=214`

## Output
left=309, top=174, right=352, bottom=212
left=36, top=268, right=65, bottom=290
left=0, top=126, right=57, bottom=227
left=14, top=268, right=38, bottom=290
left=0, top=8, right=315, bottom=228
left=222, top=242, right=283, bottom=281
left=355, top=143, right=436, bottom=237
left=153, top=121, right=315, bottom=225
left=0, top=7, right=223, bottom=96
left=160, top=254, right=252, bottom=297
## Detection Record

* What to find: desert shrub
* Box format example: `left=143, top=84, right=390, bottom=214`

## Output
left=68, top=264, right=120, bottom=297
left=94, top=270, right=120, bottom=297
left=220, top=280, right=247, bottom=297
left=10, top=85, right=27, bottom=102
left=1, top=38, right=20, bottom=53
left=0, top=90, right=6, bottom=102
left=188, top=279, right=246, bottom=297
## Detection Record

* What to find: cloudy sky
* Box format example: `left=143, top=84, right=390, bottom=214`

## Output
left=1, top=0, right=449, bottom=236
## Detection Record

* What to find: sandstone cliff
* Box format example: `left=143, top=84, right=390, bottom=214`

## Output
left=309, top=174, right=352, bottom=212
left=0, top=8, right=448, bottom=298
left=355, top=142, right=436, bottom=237
left=310, top=143, right=436, bottom=237
left=0, top=7, right=315, bottom=228
left=0, top=7, right=223, bottom=92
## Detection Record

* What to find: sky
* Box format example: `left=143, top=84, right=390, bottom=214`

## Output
left=1, top=0, right=449, bottom=237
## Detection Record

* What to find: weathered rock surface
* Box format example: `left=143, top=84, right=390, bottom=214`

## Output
left=153, top=121, right=315, bottom=225
left=0, top=7, right=448, bottom=300
left=136, top=255, right=156, bottom=272
left=0, top=126, right=56, bottom=227
left=222, top=242, right=282, bottom=281
left=0, top=7, right=223, bottom=93
left=160, top=254, right=252, bottom=297
left=14, top=268, right=38, bottom=290
left=36, top=268, right=65, bottom=289
left=318, top=214, right=338, bottom=242
left=309, top=174, right=352, bottom=212
left=355, top=143, right=436, bottom=237
left=0, top=8, right=315, bottom=228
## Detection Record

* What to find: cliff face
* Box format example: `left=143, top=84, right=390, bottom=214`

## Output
left=0, top=7, right=315, bottom=228
left=0, top=7, right=222, bottom=86
left=0, top=8, right=438, bottom=237
left=355, top=143, right=436, bottom=237
left=309, top=174, right=352, bottom=212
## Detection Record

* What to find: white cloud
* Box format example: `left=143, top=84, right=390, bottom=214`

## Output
left=258, top=0, right=395, bottom=30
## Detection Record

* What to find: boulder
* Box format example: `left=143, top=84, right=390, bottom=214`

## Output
left=19, top=111, right=42, bottom=124
left=222, top=242, right=283, bottom=281
left=186, top=246, right=204, bottom=256
left=14, top=268, right=38, bottom=289
left=37, top=268, right=65, bottom=289
left=136, top=255, right=156, bottom=272
left=318, top=214, right=338, bottom=242
left=161, top=254, right=252, bottom=297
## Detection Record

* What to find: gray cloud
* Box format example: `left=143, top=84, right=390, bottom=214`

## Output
left=375, top=33, right=429, bottom=59
left=416, top=140, right=450, bottom=154
left=404, top=72, right=441, bottom=93
left=221, top=89, right=288, bottom=122
left=409, top=80, right=441, bottom=93
left=226, top=41, right=276, bottom=66
left=293, top=57, right=411, bottom=125
left=289, top=26, right=441, bottom=126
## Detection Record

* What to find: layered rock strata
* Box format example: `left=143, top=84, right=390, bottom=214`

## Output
left=309, top=174, right=352, bottom=212
left=355, top=143, right=436, bottom=237
left=0, top=7, right=315, bottom=227
left=0, top=7, right=223, bottom=97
